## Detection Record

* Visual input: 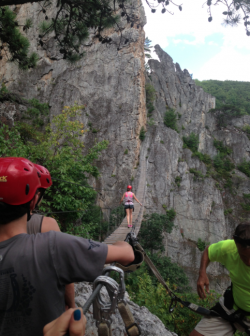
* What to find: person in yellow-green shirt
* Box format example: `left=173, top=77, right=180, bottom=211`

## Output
left=190, top=223, right=250, bottom=336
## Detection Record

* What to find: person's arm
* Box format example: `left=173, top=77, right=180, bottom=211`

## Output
left=43, top=308, right=86, bottom=336
left=120, top=193, right=125, bottom=204
left=106, top=241, right=134, bottom=265
left=65, top=283, right=76, bottom=309
left=197, top=245, right=210, bottom=299
left=41, top=217, right=61, bottom=233
left=133, top=194, right=142, bottom=206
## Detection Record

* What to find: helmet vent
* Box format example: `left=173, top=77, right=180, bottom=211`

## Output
left=25, top=184, right=30, bottom=195
left=37, top=171, right=41, bottom=178
left=46, top=178, right=50, bottom=184
left=24, top=168, right=29, bottom=171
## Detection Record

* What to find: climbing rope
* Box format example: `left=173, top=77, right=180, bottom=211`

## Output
left=125, top=232, right=217, bottom=317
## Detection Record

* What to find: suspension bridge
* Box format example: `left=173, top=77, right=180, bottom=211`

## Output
left=104, top=159, right=147, bottom=244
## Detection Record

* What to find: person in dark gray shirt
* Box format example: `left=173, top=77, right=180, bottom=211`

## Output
left=0, top=157, right=134, bottom=336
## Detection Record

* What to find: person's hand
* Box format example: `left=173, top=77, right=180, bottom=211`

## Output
left=43, top=308, right=86, bottom=336
left=197, top=271, right=210, bottom=299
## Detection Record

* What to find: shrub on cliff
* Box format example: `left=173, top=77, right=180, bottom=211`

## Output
left=238, top=159, right=250, bottom=178
left=139, top=210, right=176, bottom=252
left=210, top=104, right=246, bottom=128
left=145, top=84, right=156, bottom=117
left=183, top=132, right=199, bottom=152
left=164, top=108, right=178, bottom=132
left=139, top=126, right=146, bottom=141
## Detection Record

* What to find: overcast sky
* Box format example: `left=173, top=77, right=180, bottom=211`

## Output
left=144, top=0, right=250, bottom=81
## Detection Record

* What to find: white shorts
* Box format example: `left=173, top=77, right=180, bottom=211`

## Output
left=195, top=316, right=250, bottom=336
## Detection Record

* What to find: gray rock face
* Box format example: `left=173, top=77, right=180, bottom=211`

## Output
left=145, top=45, right=250, bottom=291
left=75, top=282, right=177, bottom=336
left=0, top=1, right=147, bottom=208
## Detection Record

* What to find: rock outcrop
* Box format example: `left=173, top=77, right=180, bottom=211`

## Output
left=75, top=282, right=177, bottom=336
left=144, top=45, right=250, bottom=291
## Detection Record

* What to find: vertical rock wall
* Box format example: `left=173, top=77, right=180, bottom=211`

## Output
left=144, top=45, right=250, bottom=291
left=0, top=0, right=147, bottom=208
left=2, top=4, right=250, bottom=292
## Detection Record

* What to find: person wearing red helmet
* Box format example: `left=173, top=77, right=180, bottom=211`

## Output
left=28, top=164, right=76, bottom=310
left=120, top=185, right=142, bottom=228
left=0, top=157, right=134, bottom=336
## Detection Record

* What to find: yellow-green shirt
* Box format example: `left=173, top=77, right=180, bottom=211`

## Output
left=209, top=239, right=250, bottom=312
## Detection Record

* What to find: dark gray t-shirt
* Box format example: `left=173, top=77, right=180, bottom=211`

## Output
left=0, top=231, right=107, bottom=336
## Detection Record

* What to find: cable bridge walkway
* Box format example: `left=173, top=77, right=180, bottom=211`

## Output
left=104, top=159, right=147, bottom=245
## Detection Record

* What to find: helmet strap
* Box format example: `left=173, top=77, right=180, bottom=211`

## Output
left=35, top=189, right=45, bottom=208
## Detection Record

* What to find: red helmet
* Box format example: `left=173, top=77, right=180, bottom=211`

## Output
left=127, top=185, right=132, bottom=190
left=0, top=157, right=41, bottom=205
left=34, top=164, right=52, bottom=189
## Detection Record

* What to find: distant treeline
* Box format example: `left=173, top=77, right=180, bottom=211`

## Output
left=194, top=79, right=250, bottom=115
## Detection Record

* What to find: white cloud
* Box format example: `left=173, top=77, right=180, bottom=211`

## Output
left=143, top=0, right=250, bottom=81
left=196, top=48, right=250, bottom=81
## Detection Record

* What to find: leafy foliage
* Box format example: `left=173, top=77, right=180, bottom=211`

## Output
left=22, top=98, right=50, bottom=127
left=175, top=176, right=181, bottom=187
left=224, top=208, right=233, bottom=215
left=164, top=108, right=178, bottom=132
left=126, top=270, right=220, bottom=336
left=139, top=126, right=146, bottom=141
left=238, top=159, right=250, bottom=178
left=1, top=1, right=250, bottom=65
left=183, top=133, right=199, bottom=152
left=242, top=124, right=250, bottom=140
left=213, top=139, right=232, bottom=156
left=195, top=80, right=250, bottom=114
left=0, top=103, right=108, bottom=235
left=138, top=210, right=176, bottom=252
left=210, top=104, right=246, bottom=128
left=197, top=238, right=209, bottom=251
left=0, top=7, right=39, bottom=69
left=189, top=168, right=204, bottom=181
left=213, top=154, right=235, bottom=172
left=0, top=83, right=8, bottom=100
left=192, top=152, right=212, bottom=166
left=145, top=83, right=156, bottom=117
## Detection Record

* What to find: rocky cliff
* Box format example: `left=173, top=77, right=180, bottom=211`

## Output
left=1, top=1, right=250, bottom=293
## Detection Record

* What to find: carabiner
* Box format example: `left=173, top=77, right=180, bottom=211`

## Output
left=169, top=298, right=177, bottom=313
left=93, top=275, right=119, bottom=327
left=102, top=265, right=126, bottom=303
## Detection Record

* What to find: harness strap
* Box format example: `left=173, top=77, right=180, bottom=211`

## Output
left=135, top=241, right=214, bottom=317
left=98, top=322, right=112, bottom=336
left=118, top=302, right=141, bottom=336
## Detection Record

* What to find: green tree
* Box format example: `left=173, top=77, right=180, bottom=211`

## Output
left=195, top=80, right=250, bottom=115
left=1, top=1, right=250, bottom=67
left=0, top=103, right=109, bottom=235
left=0, top=7, right=38, bottom=69
left=139, top=210, right=175, bottom=252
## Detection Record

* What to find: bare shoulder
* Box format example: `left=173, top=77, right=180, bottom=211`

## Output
left=41, top=217, right=61, bottom=233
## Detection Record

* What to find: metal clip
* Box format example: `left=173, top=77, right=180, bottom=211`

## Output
left=169, top=297, right=177, bottom=313
left=93, top=275, right=119, bottom=328
left=102, top=266, right=126, bottom=303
